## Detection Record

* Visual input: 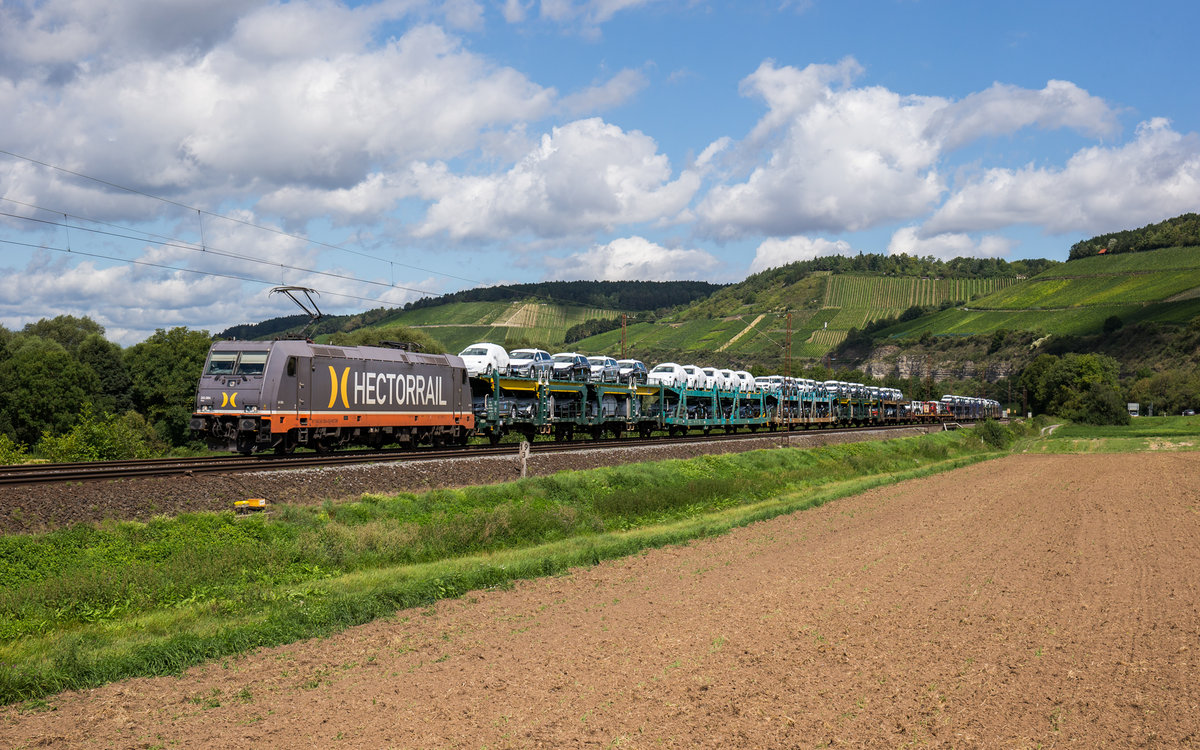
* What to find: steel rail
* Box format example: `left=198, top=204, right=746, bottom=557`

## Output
left=0, top=421, right=955, bottom=487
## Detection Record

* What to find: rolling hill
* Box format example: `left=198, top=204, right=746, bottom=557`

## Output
left=873, top=245, right=1200, bottom=341
left=220, top=235, right=1199, bottom=378
left=570, top=269, right=1026, bottom=366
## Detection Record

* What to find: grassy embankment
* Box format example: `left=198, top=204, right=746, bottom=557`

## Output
left=1025, top=414, right=1200, bottom=453
left=0, top=427, right=1025, bottom=705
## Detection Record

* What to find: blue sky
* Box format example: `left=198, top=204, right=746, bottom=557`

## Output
left=2, top=0, right=1198, bottom=344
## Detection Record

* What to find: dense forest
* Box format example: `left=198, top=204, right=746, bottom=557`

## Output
left=220, top=314, right=310, bottom=340
left=401, top=280, right=724, bottom=313
left=745, top=253, right=1060, bottom=287
left=1069, top=213, right=1200, bottom=259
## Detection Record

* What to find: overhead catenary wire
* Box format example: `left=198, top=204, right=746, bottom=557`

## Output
left=0, top=147, right=482, bottom=288
left=0, top=236, right=408, bottom=309
left=0, top=148, right=655, bottom=316
left=0, top=208, right=439, bottom=297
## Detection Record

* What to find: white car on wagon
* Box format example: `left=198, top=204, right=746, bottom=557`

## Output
left=458, top=343, right=509, bottom=377
left=647, top=362, right=688, bottom=388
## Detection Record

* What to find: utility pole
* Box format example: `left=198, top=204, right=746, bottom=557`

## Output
left=924, top=354, right=933, bottom=400
left=785, top=311, right=792, bottom=378
left=620, top=313, right=627, bottom=360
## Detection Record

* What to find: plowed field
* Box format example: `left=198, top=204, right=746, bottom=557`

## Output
left=4, top=452, right=1199, bottom=748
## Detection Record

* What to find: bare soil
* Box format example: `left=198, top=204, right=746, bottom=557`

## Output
left=3, top=451, right=1199, bottom=748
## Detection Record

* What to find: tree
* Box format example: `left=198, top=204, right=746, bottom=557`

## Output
left=1127, top=369, right=1200, bottom=415
left=76, top=333, right=133, bottom=413
left=0, top=336, right=101, bottom=444
left=326, top=325, right=446, bottom=354
left=124, top=327, right=214, bottom=445
left=1017, top=352, right=1129, bottom=425
left=21, top=315, right=105, bottom=354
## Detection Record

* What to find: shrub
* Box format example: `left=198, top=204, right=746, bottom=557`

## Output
left=974, top=419, right=1014, bottom=449
left=0, top=433, right=28, bottom=464
left=36, top=406, right=165, bottom=462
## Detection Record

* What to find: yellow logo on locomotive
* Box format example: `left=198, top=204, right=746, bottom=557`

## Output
left=328, top=366, right=351, bottom=409
left=220, top=392, right=238, bottom=408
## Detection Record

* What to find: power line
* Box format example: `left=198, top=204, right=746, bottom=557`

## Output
left=0, top=148, right=680, bottom=316
left=0, top=238, right=410, bottom=312
left=0, top=147, right=483, bottom=287
left=0, top=207, right=440, bottom=296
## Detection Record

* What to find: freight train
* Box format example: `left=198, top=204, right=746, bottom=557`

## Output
left=190, top=339, right=1002, bottom=454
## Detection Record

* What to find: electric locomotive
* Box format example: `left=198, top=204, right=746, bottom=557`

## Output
left=190, top=339, right=473, bottom=454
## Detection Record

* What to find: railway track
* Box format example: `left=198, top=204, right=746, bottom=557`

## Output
left=0, top=422, right=945, bottom=487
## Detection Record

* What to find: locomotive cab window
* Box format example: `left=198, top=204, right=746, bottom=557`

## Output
left=286, top=356, right=297, bottom=377
left=205, top=352, right=237, bottom=375
left=234, top=351, right=269, bottom=376
left=206, top=350, right=270, bottom=376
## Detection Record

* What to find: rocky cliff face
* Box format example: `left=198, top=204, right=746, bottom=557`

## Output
left=857, top=345, right=1020, bottom=382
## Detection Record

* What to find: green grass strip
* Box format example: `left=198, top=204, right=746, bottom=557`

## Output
left=0, top=429, right=1008, bottom=704
left=1019, top=415, right=1200, bottom=453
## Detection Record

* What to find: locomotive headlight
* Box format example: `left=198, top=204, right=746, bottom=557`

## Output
left=243, top=405, right=258, bottom=413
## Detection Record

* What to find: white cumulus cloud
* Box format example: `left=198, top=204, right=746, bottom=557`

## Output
left=698, top=58, right=947, bottom=238
left=927, top=79, right=1119, bottom=151
left=886, top=226, right=1014, bottom=260
left=925, top=118, right=1200, bottom=236
left=546, top=236, right=718, bottom=281
left=414, top=118, right=700, bottom=240
left=749, top=236, right=854, bottom=274
left=0, top=7, right=553, bottom=226
left=698, top=58, right=1123, bottom=241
